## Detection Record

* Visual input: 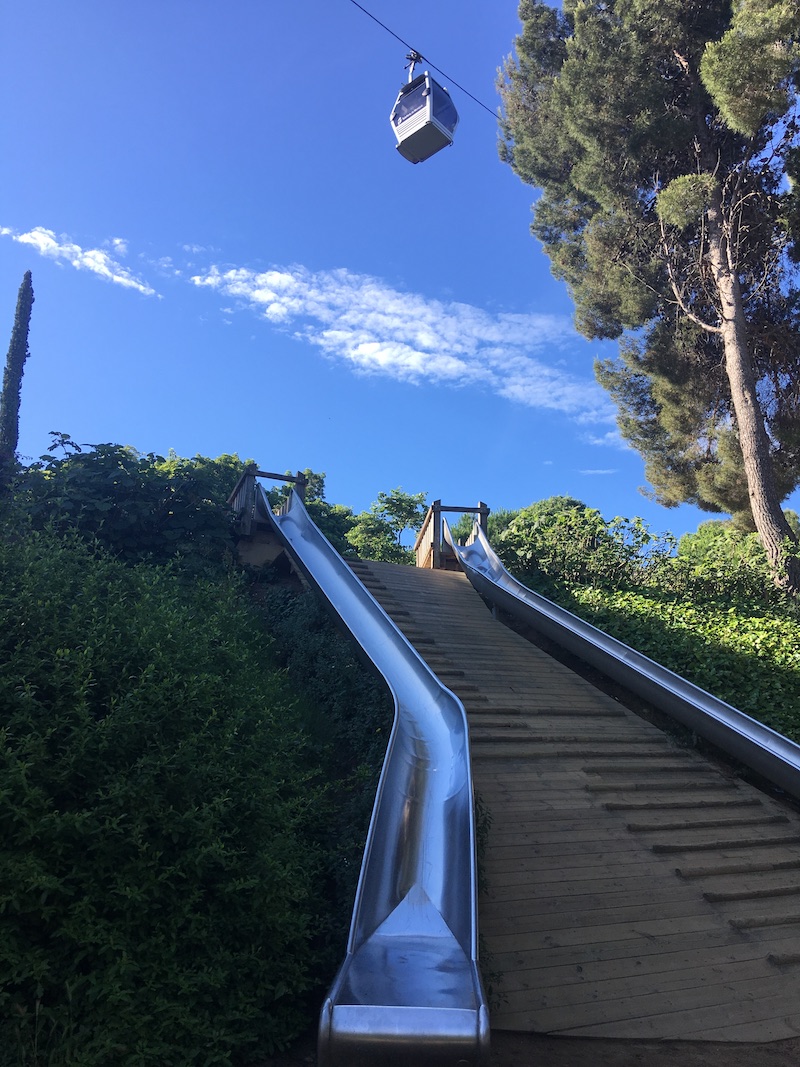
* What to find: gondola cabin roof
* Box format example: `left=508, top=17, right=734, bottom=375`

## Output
left=390, top=72, right=459, bottom=164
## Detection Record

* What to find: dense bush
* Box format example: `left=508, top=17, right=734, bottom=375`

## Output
left=446, top=507, right=517, bottom=546
left=494, top=500, right=800, bottom=741
left=20, top=439, right=248, bottom=572
left=669, top=520, right=780, bottom=600
left=0, top=521, right=324, bottom=1066
left=561, top=584, right=800, bottom=741
left=254, top=581, right=393, bottom=950
left=497, top=496, right=673, bottom=591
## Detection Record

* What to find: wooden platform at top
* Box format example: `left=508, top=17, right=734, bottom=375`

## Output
left=351, top=559, right=800, bottom=1044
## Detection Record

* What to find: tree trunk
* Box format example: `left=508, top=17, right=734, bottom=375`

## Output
left=705, top=199, right=800, bottom=592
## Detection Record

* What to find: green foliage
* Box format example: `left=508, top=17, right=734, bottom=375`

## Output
left=448, top=513, right=476, bottom=544
left=563, top=583, right=800, bottom=741
left=271, top=468, right=327, bottom=506
left=21, top=439, right=248, bottom=572
left=255, top=583, right=393, bottom=941
left=496, top=496, right=669, bottom=590
left=266, top=468, right=361, bottom=556
left=674, top=519, right=774, bottom=598
left=0, top=273, right=34, bottom=488
left=593, top=317, right=792, bottom=524
left=307, top=499, right=359, bottom=557
left=0, top=442, right=424, bottom=1063
left=656, top=174, right=719, bottom=230
left=448, top=508, right=517, bottom=546
left=0, top=520, right=325, bottom=1065
left=700, top=0, right=800, bottom=136
left=495, top=495, right=800, bottom=740
left=346, top=511, right=412, bottom=563
left=266, top=473, right=426, bottom=563
left=371, top=488, right=427, bottom=542
left=500, top=1, right=800, bottom=557
left=346, top=487, right=428, bottom=565
left=487, top=508, right=518, bottom=541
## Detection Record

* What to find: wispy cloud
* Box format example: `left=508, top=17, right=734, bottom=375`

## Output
left=1, top=223, right=615, bottom=421
left=583, top=430, right=629, bottom=449
left=191, top=264, right=612, bottom=420
left=579, top=468, right=618, bottom=476
left=1, top=226, right=158, bottom=296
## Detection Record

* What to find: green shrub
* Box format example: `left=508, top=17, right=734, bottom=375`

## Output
left=0, top=522, right=323, bottom=1066
left=255, top=582, right=393, bottom=953
left=495, top=500, right=800, bottom=740
left=497, top=496, right=668, bottom=590
left=20, top=440, right=248, bottom=573
left=563, top=585, right=800, bottom=740
left=508, top=562, right=800, bottom=742
left=669, top=519, right=776, bottom=600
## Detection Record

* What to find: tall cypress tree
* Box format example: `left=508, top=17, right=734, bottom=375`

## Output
left=500, top=1, right=800, bottom=590
left=0, top=272, right=34, bottom=489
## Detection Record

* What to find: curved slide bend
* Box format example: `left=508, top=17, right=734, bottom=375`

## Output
left=254, top=488, right=489, bottom=1067
left=446, top=521, right=800, bottom=802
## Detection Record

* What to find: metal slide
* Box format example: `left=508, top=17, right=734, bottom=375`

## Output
left=446, top=520, right=800, bottom=801
left=253, top=488, right=489, bottom=1067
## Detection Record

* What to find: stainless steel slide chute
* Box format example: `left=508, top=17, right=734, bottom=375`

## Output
left=253, top=487, right=489, bottom=1067
left=446, top=520, right=800, bottom=801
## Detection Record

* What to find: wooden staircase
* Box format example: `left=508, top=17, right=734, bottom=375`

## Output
left=350, top=558, right=800, bottom=1043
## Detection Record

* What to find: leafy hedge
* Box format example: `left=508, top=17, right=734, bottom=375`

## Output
left=0, top=521, right=324, bottom=1066
left=19, top=441, right=247, bottom=572
left=561, top=584, right=800, bottom=740
left=253, top=582, right=392, bottom=955
left=493, top=501, right=800, bottom=742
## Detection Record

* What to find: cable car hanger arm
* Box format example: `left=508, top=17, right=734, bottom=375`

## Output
left=347, top=0, right=496, bottom=117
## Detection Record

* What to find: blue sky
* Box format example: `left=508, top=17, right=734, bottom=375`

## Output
left=0, top=0, right=752, bottom=538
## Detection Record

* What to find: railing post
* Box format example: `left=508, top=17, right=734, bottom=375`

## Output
left=478, top=501, right=489, bottom=536
left=432, top=500, right=442, bottom=571
left=295, top=471, right=308, bottom=503
left=413, top=505, right=434, bottom=568
left=226, top=464, right=259, bottom=536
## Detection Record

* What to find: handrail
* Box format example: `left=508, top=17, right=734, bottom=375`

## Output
left=414, top=501, right=490, bottom=568
left=254, top=487, right=489, bottom=1066
left=227, top=467, right=308, bottom=534
left=414, top=500, right=440, bottom=569
left=445, top=520, right=800, bottom=801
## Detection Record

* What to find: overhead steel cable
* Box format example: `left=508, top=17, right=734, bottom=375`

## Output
left=347, top=0, right=498, bottom=118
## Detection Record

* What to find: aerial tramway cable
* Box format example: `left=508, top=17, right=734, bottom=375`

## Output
left=346, top=0, right=498, bottom=162
left=347, top=0, right=497, bottom=118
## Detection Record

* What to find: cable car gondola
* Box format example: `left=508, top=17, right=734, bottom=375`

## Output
left=390, top=51, right=459, bottom=164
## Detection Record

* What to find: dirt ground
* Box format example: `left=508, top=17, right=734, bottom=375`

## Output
left=257, top=1026, right=800, bottom=1066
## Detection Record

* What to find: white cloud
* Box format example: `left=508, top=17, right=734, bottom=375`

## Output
left=0, top=223, right=617, bottom=422
left=145, top=254, right=182, bottom=277
left=1, top=226, right=157, bottom=296
left=579, top=468, right=618, bottom=476
left=191, top=263, right=612, bottom=420
left=583, top=430, right=630, bottom=449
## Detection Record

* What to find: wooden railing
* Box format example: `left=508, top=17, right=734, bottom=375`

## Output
left=414, top=500, right=489, bottom=569
left=227, top=466, right=308, bottom=534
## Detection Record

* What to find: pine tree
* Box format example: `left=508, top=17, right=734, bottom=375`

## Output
left=500, top=0, right=800, bottom=589
left=0, top=271, right=34, bottom=489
